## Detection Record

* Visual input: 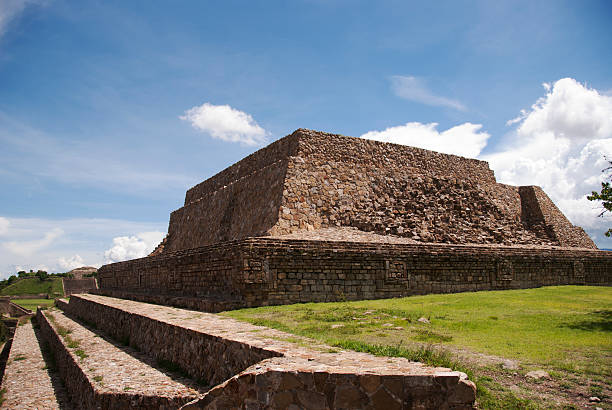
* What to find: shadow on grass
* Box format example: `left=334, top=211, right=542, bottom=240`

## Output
left=561, top=310, right=612, bottom=332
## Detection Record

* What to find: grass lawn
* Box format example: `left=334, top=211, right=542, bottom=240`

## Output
left=12, top=298, right=56, bottom=311
left=223, top=286, right=611, bottom=409
left=0, top=278, right=63, bottom=297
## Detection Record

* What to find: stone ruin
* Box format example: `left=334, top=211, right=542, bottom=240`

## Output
left=3, top=129, right=611, bottom=409
left=96, top=128, right=611, bottom=311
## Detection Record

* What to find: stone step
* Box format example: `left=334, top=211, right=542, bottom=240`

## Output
left=1, top=321, right=70, bottom=409
left=60, top=294, right=476, bottom=409
left=36, top=308, right=201, bottom=409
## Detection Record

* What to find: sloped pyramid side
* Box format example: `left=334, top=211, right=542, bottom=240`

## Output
left=162, top=129, right=596, bottom=253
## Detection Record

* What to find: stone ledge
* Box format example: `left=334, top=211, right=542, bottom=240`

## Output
left=61, top=294, right=476, bottom=409
left=36, top=308, right=200, bottom=409
left=182, top=357, right=475, bottom=410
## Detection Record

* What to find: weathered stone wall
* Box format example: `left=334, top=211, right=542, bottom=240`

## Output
left=61, top=277, right=98, bottom=296
left=63, top=294, right=476, bottom=409
left=103, top=241, right=244, bottom=301
left=64, top=295, right=282, bottom=386
left=98, top=238, right=612, bottom=310
left=519, top=185, right=594, bottom=248
left=162, top=129, right=595, bottom=252
left=166, top=160, right=289, bottom=252
left=184, top=134, right=300, bottom=206
left=184, top=357, right=475, bottom=410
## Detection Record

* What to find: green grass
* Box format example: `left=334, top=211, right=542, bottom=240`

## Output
left=0, top=278, right=63, bottom=297
left=12, top=298, right=55, bottom=311
left=223, top=286, right=611, bottom=407
left=224, top=286, right=611, bottom=375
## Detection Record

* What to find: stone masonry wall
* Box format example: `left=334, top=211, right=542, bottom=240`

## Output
left=162, top=129, right=595, bottom=252
left=64, top=296, right=282, bottom=387
left=98, top=238, right=612, bottom=310
left=63, top=294, right=476, bottom=409
left=184, top=132, right=300, bottom=206
left=520, top=185, right=594, bottom=248
left=62, top=277, right=98, bottom=296
left=165, top=160, right=289, bottom=252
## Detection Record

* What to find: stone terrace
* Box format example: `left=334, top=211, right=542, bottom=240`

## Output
left=43, top=294, right=475, bottom=409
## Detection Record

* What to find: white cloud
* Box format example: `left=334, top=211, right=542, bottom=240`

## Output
left=0, top=217, right=166, bottom=279
left=483, top=78, right=612, bottom=247
left=390, top=75, right=466, bottom=111
left=0, top=0, right=28, bottom=38
left=58, top=254, right=85, bottom=271
left=361, top=122, right=490, bottom=158
left=0, top=217, right=9, bottom=235
left=0, top=0, right=44, bottom=39
left=104, top=231, right=165, bottom=263
left=3, top=228, right=63, bottom=257
left=180, top=102, right=267, bottom=145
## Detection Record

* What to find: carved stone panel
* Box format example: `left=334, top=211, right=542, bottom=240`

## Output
left=244, top=258, right=270, bottom=284
left=497, top=259, right=514, bottom=282
left=573, top=260, right=585, bottom=283
left=385, top=260, right=408, bottom=281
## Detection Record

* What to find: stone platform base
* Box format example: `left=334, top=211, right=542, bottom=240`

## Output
left=97, top=237, right=612, bottom=311
left=62, top=294, right=476, bottom=409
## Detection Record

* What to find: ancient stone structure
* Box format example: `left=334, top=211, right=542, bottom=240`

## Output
left=66, top=266, right=97, bottom=279
left=53, top=294, right=476, bottom=409
left=164, top=129, right=595, bottom=251
left=97, top=129, right=611, bottom=309
left=61, top=277, right=98, bottom=296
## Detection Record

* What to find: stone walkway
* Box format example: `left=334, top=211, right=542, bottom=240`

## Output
left=1, top=321, right=69, bottom=409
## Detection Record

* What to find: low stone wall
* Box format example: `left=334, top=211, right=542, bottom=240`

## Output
left=64, top=295, right=282, bottom=386
left=184, top=357, right=475, bottom=410
left=0, top=320, right=17, bottom=385
left=54, top=298, right=69, bottom=311
left=0, top=300, right=32, bottom=317
left=62, top=294, right=476, bottom=409
left=98, top=238, right=612, bottom=310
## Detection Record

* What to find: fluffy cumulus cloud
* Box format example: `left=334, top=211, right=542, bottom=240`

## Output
left=363, top=77, right=612, bottom=247
left=361, top=122, right=490, bottom=158
left=2, top=227, right=63, bottom=257
left=0, top=217, right=166, bottom=278
left=104, top=231, right=165, bottom=263
left=57, top=254, right=85, bottom=271
left=390, top=75, right=466, bottom=111
left=483, top=78, right=612, bottom=246
left=180, top=103, right=267, bottom=145
left=0, top=217, right=9, bottom=236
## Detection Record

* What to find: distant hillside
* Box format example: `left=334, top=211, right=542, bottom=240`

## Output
left=0, top=277, right=63, bottom=297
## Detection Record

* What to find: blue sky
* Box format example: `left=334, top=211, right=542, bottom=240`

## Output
left=1, top=0, right=611, bottom=276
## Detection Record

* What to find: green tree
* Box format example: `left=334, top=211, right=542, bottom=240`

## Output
left=587, top=159, right=612, bottom=237
left=36, top=270, right=48, bottom=281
